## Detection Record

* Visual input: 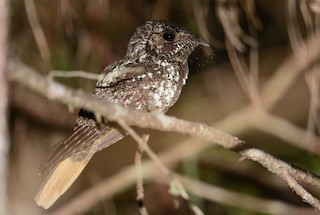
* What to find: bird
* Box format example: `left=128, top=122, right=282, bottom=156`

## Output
left=35, top=20, right=209, bottom=209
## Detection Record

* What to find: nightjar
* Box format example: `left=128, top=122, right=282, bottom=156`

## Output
left=35, top=20, right=209, bottom=209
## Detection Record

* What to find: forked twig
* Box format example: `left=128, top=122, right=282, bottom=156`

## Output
left=241, top=148, right=320, bottom=210
left=118, top=120, right=205, bottom=215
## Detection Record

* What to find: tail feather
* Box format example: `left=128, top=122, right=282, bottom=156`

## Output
left=35, top=147, right=94, bottom=209
left=35, top=123, right=124, bottom=209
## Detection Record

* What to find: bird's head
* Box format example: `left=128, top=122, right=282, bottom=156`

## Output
left=126, top=20, right=209, bottom=63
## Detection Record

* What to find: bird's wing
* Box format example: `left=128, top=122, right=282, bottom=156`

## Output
left=35, top=123, right=124, bottom=209
left=96, top=59, right=146, bottom=88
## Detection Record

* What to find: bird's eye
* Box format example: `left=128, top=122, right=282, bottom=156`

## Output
left=163, top=31, right=175, bottom=42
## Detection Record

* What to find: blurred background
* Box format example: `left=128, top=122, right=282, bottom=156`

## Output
left=8, top=0, right=320, bottom=214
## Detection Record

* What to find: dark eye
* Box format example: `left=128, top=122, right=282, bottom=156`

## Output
left=163, top=31, right=175, bottom=41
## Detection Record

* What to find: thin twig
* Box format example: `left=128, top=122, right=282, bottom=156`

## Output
left=241, top=148, right=320, bottom=210
left=248, top=24, right=259, bottom=89
left=300, top=0, right=314, bottom=36
left=239, top=0, right=262, bottom=30
left=286, top=0, right=320, bottom=151
left=217, top=1, right=262, bottom=109
left=216, top=1, right=245, bottom=52
left=135, top=135, right=149, bottom=215
left=119, top=121, right=170, bottom=174
left=48, top=70, right=100, bottom=81
left=226, top=41, right=262, bottom=109
left=286, top=0, right=306, bottom=60
left=118, top=121, right=205, bottom=215
left=282, top=172, right=320, bottom=210
left=192, top=0, right=224, bottom=50
left=248, top=109, right=320, bottom=153
left=305, top=68, right=320, bottom=149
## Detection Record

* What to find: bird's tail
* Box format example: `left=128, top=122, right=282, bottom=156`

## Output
left=35, top=146, right=95, bottom=209
left=35, top=123, right=124, bottom=209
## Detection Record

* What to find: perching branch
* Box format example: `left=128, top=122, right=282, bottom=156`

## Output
left=7, top=59, right=243, bottom=150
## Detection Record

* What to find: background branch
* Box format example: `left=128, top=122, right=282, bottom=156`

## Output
left=0, top=0, right=9, bottom=214
left=24, top=0, right=51, bottom=71
left=50, top=147, right=319, bottom=215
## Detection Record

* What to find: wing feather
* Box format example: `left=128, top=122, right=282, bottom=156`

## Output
left=96, top=59, right=146, bottom=88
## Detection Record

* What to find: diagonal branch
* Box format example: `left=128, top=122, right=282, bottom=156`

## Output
left=119, top=120, right=204, bottom=215
left=134, top=134, right=150, bottom=215
left=261, top=34, right=320, bottom=110
left=241, top=148, right=320, bottom=210
left=24, top=0, right=51, bottom=70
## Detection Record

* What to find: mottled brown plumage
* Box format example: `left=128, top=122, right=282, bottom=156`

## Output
left=35, top=20, right=208, bottom=209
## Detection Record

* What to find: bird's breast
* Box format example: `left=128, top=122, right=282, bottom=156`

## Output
left=101, top=62, right=188, bottom=113
left=144, top=63, right=186, bottom=112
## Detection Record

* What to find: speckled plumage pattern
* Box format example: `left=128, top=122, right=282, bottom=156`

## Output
left=35, top=20, right=208, bottom=209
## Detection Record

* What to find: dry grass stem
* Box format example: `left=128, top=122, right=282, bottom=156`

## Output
left=225, top=41, right=262, bottom=108
left=24, top=0, right=51, bottom=71
left=192, top=0, right=224, bottom=50
left=260, top=34, right=320, bottom=109
left=216, top=1, right=245, bottom=52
